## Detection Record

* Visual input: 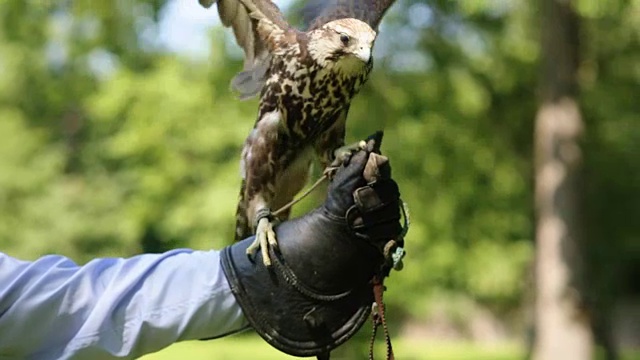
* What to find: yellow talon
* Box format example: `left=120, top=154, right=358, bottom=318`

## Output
left=324, top=140, right=368, bottom=179
left=246, top=217, right=277, bottom=267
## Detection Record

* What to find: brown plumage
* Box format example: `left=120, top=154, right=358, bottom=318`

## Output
left=198, top=0, right=397, bottom=266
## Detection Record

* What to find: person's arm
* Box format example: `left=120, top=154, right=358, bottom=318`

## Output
left=0, top=249, right=249, bottom=360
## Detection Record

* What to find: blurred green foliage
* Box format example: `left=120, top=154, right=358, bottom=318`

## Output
left=140, top=336, right=640, bottom=360
left=0, top=0, right=638, bottom=347
left=141, top=336, right=526, bottom=360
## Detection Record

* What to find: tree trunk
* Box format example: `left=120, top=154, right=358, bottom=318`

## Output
left=532, top=0, right=594, bottom=359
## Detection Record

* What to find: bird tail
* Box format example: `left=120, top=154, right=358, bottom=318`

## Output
left=234, top=179, right=253, bottom=242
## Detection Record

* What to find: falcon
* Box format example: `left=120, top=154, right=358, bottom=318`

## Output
left=198, top=0, right=397, bottom=266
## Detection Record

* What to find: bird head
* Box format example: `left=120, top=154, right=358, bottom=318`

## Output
left=308, top=18, right=376, bottom=73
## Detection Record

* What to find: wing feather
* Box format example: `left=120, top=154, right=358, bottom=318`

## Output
left=198, top=0, right=292, bottom=99
left=208, top=0, right=289, bottom=68
left=302, top=0, right=397, bottom=30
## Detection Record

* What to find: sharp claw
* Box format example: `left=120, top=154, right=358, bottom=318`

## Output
left=259, top=230, right=270, bottom=267
left=324, top=141, right=367, bottom=179
left=255, top=217, right=276, bottom=267
left=245, top=237, right=260, bottom=261
left=334, top=141, right=367, bottom=163
left=267, top=225, right=277, bottom=250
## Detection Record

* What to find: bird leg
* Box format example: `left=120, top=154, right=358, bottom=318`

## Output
left=323, top=140, right=368, bottom=179
left=246, top=207, right=278, bottom=267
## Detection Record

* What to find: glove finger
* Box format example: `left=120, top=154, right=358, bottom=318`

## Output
left=363, top=153, right=391, bottom=183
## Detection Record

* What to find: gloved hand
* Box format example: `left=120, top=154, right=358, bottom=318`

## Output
left=220, top=131, right=405, bottom=358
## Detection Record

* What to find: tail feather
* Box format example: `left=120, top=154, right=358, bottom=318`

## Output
left=235, top=179, right=253, bottom=242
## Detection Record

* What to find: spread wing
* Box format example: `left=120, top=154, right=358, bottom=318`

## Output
left=302, top=0, right=397, bottom=31
left=199, top=0, right=291, bottom=99
left=199, top=0, right=289, bottom=70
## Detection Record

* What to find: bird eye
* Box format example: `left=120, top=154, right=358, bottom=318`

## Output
left=339, top=33, right=350, bottom=46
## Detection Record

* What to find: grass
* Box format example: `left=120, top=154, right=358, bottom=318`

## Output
left=141, top=333, right=640, bottom=360
left=141, top=333, right=523, bottom=360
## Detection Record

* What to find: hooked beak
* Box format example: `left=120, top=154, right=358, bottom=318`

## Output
left=354, top=46, right=372, bottom=63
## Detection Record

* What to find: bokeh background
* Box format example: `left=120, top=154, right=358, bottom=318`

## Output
left=0, top=0, right=638, bottom=358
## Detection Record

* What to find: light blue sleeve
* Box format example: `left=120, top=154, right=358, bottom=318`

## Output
left=0, top=249, right=250, bottom=360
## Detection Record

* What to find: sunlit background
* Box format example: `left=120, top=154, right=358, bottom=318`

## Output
left=1, top=0, right=639, bottom=358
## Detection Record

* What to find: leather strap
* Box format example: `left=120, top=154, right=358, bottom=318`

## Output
left=369, top=276, right=395, bottom=360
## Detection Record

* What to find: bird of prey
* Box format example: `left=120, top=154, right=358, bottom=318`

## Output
left=198, top=0, right=397, bottom=266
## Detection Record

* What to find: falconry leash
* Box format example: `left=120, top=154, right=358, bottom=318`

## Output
left=368, top=201, right=409, bottom=360
left=271, top=174, right=330, bottom=218
left=272, top=141, right=370, bottom=219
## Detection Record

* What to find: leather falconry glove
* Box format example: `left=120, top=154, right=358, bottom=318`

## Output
left=220, top=131, right=405, bottom=359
